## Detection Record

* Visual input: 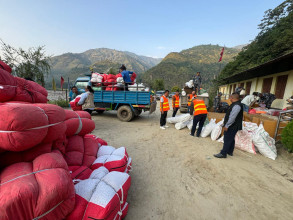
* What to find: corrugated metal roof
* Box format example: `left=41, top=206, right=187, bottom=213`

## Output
left=220, top=52, right=293, bottom=85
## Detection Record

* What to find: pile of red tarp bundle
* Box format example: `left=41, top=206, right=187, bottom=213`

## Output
left=0, top=62, right=48, bottom=103
left=0, top=61, right=132, bottom=220
left=69, top=95, right=82, bottom=111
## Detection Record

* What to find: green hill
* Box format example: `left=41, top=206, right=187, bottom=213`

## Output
left=47, top=48, right=162, bottom=87
left=141, top=44, right=240, bottom=89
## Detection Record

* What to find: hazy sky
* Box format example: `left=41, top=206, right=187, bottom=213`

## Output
left=0, top=0, right=284, bottom=58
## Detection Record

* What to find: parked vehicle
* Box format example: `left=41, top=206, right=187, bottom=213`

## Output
left=71, top=74, right=156, bottom=122
left=155, top=90, right=164, bottom=100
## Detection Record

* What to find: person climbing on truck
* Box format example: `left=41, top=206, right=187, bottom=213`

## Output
left=77, top=85, right=95, bottom=114
left=119, top=64, right=132, bottom=91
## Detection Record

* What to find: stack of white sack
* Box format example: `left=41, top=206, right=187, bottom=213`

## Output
left=200, top=119, right=217, bottom=137
left=217, top=122, right=277, bottom=160
left=116, top=76, right=124, bottom=87
left=91, top=73, right=104, bottom=85
left=128, top=83, right=149, bottom=91
left=185, top=80, right=194, bottom=88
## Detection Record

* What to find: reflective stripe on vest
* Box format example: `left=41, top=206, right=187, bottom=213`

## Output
left=173, top=95, right=180, bottom=108
left=193, top=99, right=207, bottom=116
left=188, top=94, right=196, bottom=106
left=160, top=95, right=170, bottom=111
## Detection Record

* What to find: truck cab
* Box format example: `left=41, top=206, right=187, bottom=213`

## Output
left=69, top=76, right=91, bottom=101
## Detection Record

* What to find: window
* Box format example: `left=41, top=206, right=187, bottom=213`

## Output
left=229, top=85, right=232, bottom=94
left=246, top=81, right=252, bottom=95
left=262, top=77, right=273, bottom=93
left=275, top=75, right=288, bottom=99
left=240, top=83, right=244, bottom=88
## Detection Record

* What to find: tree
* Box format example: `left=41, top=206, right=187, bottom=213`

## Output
left=152, top=79, right=165, bottom=91
left=171, top=86, right=180, bottom=92
left=0, top=39, right=51, bottom=86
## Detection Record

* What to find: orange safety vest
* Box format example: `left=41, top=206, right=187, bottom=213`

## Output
left=193, top=99, right=207, bottom=116
left=160, top=95, right=170, bottom=111
left=188, top=94, right=197, bottom=106
left=173, top=95, right=180, bottom=108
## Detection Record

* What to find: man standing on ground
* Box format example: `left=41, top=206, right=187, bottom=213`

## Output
left=241, top=92, right=259, bottom=112
left=213, top=92, right=222, bottom=112
left=172, top=90, right=180, bottom=117
left=160, top=90, right=170, bottom=130
left=193, top=72, right=202, bottom=95
left=214, top=93, right=243, bottom=158
left=187, top=91, right=197, bottom=113
left=189, top=97, right=208, bottom=137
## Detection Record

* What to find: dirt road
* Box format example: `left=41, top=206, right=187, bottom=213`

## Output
left=91, top=105, right=293, bottom=220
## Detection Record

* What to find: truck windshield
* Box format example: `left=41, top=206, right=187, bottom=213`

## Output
left=75, top=81, right=89, bottom=90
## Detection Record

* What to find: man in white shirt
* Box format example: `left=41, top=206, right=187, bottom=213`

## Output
left=241, top=92, right=259, bottom=112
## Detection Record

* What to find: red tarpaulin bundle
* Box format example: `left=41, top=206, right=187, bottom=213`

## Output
left=70, top=96, right=82, bottom=111
left=64, top=110, right=95, bottom=137
left=0, top=60, right=12, bottom=73
left=0, top=61, right=48, bottom=103
left=0, top=152, right=75, bottom=220
left=66, top=167, right=131, bottom=220
left=0, top=103, right=66, bottom=152
left=65, top=134, right=100, bottom=167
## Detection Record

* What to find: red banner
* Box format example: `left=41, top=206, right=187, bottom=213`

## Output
left=218, top=47, right=225, bottom=62
left=61, top=76, right=65, bottom=90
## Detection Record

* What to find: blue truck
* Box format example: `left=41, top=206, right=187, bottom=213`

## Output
left=70, top=75, right=156, bottom=122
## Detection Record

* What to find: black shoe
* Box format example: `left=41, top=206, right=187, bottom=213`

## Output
left=227, top=153, right=233, bottom=156
left=213, top=153, right=227, bottom=158
left=190, top=133, right=194, bottom=136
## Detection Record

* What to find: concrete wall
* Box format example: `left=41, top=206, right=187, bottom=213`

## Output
left=219, top=70, right=293, bottom=109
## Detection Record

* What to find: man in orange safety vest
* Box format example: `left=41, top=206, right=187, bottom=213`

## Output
left=187, top=91, right=197, bottom=113
left=172, top=90, right=180, bottom=117
left=160, top=90, right=170, bottom=130
left=189, top=96, right=208, bottom=137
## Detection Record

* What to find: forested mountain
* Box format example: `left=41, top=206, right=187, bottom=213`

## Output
left=219, top=0, right=293, bottom=79
left=141, top=45, right=240, bottom=89
left=47, top=48, right=162, bottom=86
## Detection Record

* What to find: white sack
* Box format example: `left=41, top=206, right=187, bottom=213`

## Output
left=187, top=120, right=193, bottom=130
left=175, top=120, right=191, bottom=130
left=252, top=124, right=277, bottom=160
left=235, top=130, right=256, bottom=154
left=201, top=119, right=216, bottom=137
left=167, top=114, right=192, bottom=124
left=185, top=80, right=194, bottom=88
left=211, top=120, right=224, bottom=141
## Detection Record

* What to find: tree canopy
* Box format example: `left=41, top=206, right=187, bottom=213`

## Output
left=0, top=40, right=51, bottom=86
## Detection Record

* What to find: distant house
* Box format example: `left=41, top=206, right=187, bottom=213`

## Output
left=218, top=52, right=293, bottom=109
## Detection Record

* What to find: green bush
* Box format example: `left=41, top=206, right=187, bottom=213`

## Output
left=48, top=99, right=69, bottom=108
left=281, top=120, right=293, bottom=152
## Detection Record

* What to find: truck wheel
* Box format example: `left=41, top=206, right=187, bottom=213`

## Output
left=134, top=109, right=142, bottom=116
left=117, top=105, right=133, bottom=122
left=96, top=110, right=105, bottom=114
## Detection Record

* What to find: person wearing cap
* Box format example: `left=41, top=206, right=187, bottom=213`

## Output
left=189, top=96, right=208, bottom=137
left=172, top=90, right=180, bottom=117
left=193, top=72, right=202, bottom=95
left=119, top=64, right=133, bottom=91
left=213, top=92, right=222, bottom=112
left=241, top=92, right=259, bottom=112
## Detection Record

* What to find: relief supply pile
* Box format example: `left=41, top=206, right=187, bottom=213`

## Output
left=166, top=110, right=277, bottom=160
left=0, top=61, right=132, bottom=220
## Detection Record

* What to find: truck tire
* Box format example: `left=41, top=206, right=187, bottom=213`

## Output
left=134, top=109, right=142, bottom=117
left=117, top=105, right=133, bottom=122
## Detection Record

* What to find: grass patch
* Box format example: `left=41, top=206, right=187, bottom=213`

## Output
left=48, top=99, right=69, bottom=108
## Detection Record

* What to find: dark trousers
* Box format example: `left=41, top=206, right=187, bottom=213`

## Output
left=187, top=106, right=191, bottom=113
left=160, top=111, right=168, bottom=126
left=191, top=114, right=207, bottom=137
left=172, top=107, right=179, bottom=117
left=220, top=129, right=238, bottom=156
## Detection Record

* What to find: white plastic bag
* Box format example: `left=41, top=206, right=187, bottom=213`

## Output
left=211, top=120, right=224, bottom=141
left=175, top=120, right=190, bottom=130
left=200, top=119, right=216, bottom=137
left=187, top=120, right=193, bottom=130
left=185, top=80, right=194, bottom=88
left=235, top=130, right=256, bottom=154
left=167, top=114, right=192, bottom=124
left=252, top=124, right=277, bottom=160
